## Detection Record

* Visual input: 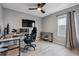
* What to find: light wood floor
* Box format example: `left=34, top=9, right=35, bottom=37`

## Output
left=20, top=40, right=79, bottom=56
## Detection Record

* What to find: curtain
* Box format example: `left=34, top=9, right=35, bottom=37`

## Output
left=65, top=11, right=77, bottom=49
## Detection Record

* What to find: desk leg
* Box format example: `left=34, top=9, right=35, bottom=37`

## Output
left=19, top=39, right=20, bottom=56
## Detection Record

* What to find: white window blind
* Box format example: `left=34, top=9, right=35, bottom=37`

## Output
left=57, top=14, right=67, bottom=37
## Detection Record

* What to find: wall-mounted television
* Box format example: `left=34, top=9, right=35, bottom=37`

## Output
left=22, top=19, right=35, bottom=27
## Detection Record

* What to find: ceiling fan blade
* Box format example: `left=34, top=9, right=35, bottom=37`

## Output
left=41, top=10, right=45, bottom=13
left=37, top=3, right=41, bottom=8
left=40, top=3, right=46, bottom=8
left=28, top=8, right=37, bottom=10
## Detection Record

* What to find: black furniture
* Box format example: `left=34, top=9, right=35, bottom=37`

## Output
left=23, top=27, right=37, bottom=50
left=22, top=19, right=35, bottom=27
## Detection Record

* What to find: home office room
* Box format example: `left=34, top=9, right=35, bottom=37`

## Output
left=0, top=0, right=79, bottom=57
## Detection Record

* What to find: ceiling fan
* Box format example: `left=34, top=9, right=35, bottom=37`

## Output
left=28, top=3, right=46, bottom=14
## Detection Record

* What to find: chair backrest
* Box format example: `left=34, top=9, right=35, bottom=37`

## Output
left=30, top=27, right=37, bottom=42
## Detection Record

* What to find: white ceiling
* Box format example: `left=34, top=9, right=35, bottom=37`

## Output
left=1, top=3, right=79, bottom=18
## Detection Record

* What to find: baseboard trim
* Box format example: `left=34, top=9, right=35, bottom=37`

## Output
left=53, top=41, right=65, bottom=46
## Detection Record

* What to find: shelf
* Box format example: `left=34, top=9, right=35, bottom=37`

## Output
left=6, top=48, right=19, bottom=56
left=0, top=37, right=20, bottom=56
left=43, top=38, right=49, bottom=39
left=0, top=45, right=19, bottom=53
left=0, top=48, right=8, bottom=52
left=8, top=45, right=19, bottom=50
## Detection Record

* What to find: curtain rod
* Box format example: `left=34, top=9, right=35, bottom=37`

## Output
left=56, top=11, right=76, bottom=17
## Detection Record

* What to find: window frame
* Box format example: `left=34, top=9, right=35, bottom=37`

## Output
left=57, top=14, right=67, bottom=37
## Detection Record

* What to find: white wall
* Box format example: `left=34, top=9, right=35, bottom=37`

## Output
left=42, top=4, right=79, bottom=46
left=42, top=13, right=65, bottom=45
left=0, top=4, right=4, bottom=34
left=3, top=8, right=42, bottom=40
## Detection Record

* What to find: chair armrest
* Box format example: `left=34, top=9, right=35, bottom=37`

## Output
left=27, top=34, right=31, bottom=37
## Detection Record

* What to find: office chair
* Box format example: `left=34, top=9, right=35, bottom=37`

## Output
left=23, top=27, right=37, bottom=51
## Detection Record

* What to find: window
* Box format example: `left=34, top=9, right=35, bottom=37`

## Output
left=57, top=14, right=67, bottom=37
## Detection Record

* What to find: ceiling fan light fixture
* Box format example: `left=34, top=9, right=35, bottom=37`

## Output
left=37, top=8, right=41, bottom=11
left=28, top=3, right=46, bottom=14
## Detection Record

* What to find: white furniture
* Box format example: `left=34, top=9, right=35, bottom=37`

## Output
left=0, top=37, right=20, bottom=56
left=40, top=32, right=53, bottom=42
